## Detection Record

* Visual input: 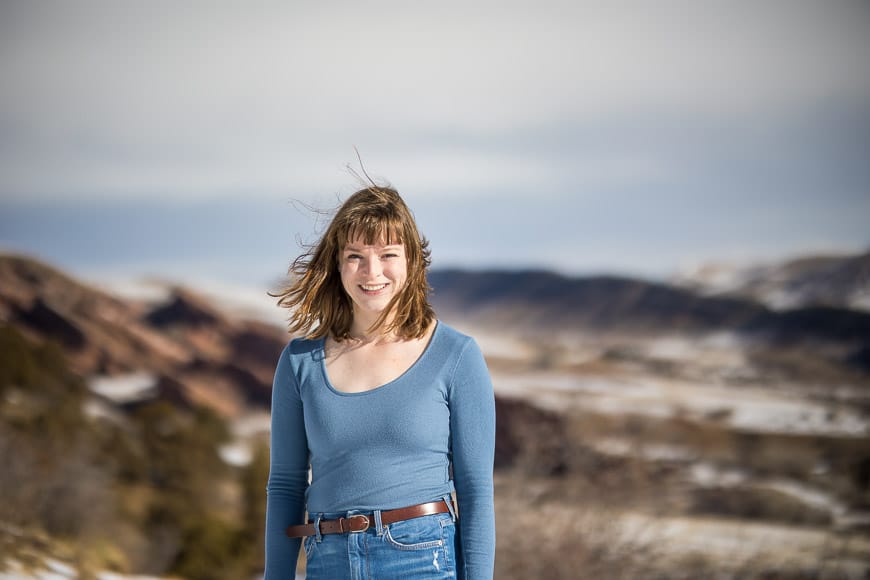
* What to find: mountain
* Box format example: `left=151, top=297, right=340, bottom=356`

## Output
left=0, top=252, right=287, bottom=417
left=671, top=250, right=870, bottom=312
left=429, top=269, right=870, bottom=349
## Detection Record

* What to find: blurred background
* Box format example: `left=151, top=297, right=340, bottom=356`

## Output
left=1, top=1, right=869, bottom=578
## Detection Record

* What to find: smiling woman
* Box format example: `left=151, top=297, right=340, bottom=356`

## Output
left=265, top=185, right=496, bottom=579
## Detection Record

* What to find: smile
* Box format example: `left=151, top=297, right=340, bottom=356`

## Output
left=360, top=283, right=389, bottom=293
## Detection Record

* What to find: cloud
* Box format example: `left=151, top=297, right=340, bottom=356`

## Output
left=2, top=1, right=869, bottom=203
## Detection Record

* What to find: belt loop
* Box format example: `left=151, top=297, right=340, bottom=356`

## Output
left=313, top=514, right=323, bottom=543
left=442, top=494, right=457, bottom=522
left=374, top=509, right=384, bottom=536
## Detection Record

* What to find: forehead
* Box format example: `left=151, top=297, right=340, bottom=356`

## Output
left=341, top=223, right=404, bottom=248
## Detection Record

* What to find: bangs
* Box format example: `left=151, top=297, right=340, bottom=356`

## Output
left=341, top=213, right=406, bottom=247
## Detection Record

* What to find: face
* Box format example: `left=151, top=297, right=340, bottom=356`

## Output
left=339, top=234, right=408, bottom=321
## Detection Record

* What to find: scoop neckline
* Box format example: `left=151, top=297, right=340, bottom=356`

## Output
left=318, top=321, right=441, bottom=397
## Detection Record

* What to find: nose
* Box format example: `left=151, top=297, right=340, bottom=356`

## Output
left=363, top=257, right=382, bottom=277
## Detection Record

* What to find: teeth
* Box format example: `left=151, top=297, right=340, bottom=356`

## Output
left=361, top=284, right=388, bottom=291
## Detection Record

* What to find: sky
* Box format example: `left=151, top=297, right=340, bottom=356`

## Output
left=1, top=1, right=869, bottom=291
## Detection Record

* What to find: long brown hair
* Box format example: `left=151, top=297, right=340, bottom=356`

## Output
left=270, top=186, right=435, bottom=340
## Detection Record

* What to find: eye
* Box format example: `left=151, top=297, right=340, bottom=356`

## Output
left=346, top=253, right=363, bottom=260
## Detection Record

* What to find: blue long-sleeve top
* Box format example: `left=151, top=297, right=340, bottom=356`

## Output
left=265, top=321, right=496, bottom=579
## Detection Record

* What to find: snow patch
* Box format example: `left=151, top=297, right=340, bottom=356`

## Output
left=90, top=276, right=173, bottom=303
left=97, top=574, right=166, bottom=580
left=219, top=442, right=253, bottom=467
left=231, top=412, right=272, bottom=438
left=0, top=558, right=77, bottom=579
left=849, top=287, right=870, bottom=312
left=88, top=372, right=157, bottom=404
left=592, top=438, right=696, bottom=461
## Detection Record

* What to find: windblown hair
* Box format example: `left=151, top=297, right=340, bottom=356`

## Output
left=271, top=186, right=434, bottom=341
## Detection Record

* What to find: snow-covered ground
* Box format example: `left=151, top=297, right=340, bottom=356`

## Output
left=493, top=370, right=869, bottom=438
left=616, top=511, right=870, bottom=575
left=688, top=463, right=849, bottom=518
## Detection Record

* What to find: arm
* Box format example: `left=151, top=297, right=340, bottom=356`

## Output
left=264, top=343, right=309, bottom=579
left=449, top=338, right=496, bottom=579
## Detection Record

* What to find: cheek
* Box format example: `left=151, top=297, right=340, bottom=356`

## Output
left=339, top=263, right=356, bottom=285
left=390, top=262, right=409, bottom=284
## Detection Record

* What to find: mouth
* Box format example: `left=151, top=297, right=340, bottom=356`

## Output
left=359, top=283, right=389, bottom=294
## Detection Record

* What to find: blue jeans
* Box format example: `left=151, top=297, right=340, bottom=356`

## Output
left=303, top=497, right=460, bottom=579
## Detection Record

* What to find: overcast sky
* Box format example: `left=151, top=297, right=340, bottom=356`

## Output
left=1, top=1, right=868, bottom=287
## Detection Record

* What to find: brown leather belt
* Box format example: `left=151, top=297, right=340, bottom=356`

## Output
left=285, top=500, right=451, bottom=538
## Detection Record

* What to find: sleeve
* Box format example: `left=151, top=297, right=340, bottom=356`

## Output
left=448, top=337, right=496, bottom=579
left=264, top=343, right=310, bottom=579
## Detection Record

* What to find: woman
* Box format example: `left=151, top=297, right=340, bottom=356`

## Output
left=265, top=185, right=496, bottom=579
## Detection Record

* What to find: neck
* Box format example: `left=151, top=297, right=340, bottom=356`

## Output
left=349, top=311, right=395, bottom=343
